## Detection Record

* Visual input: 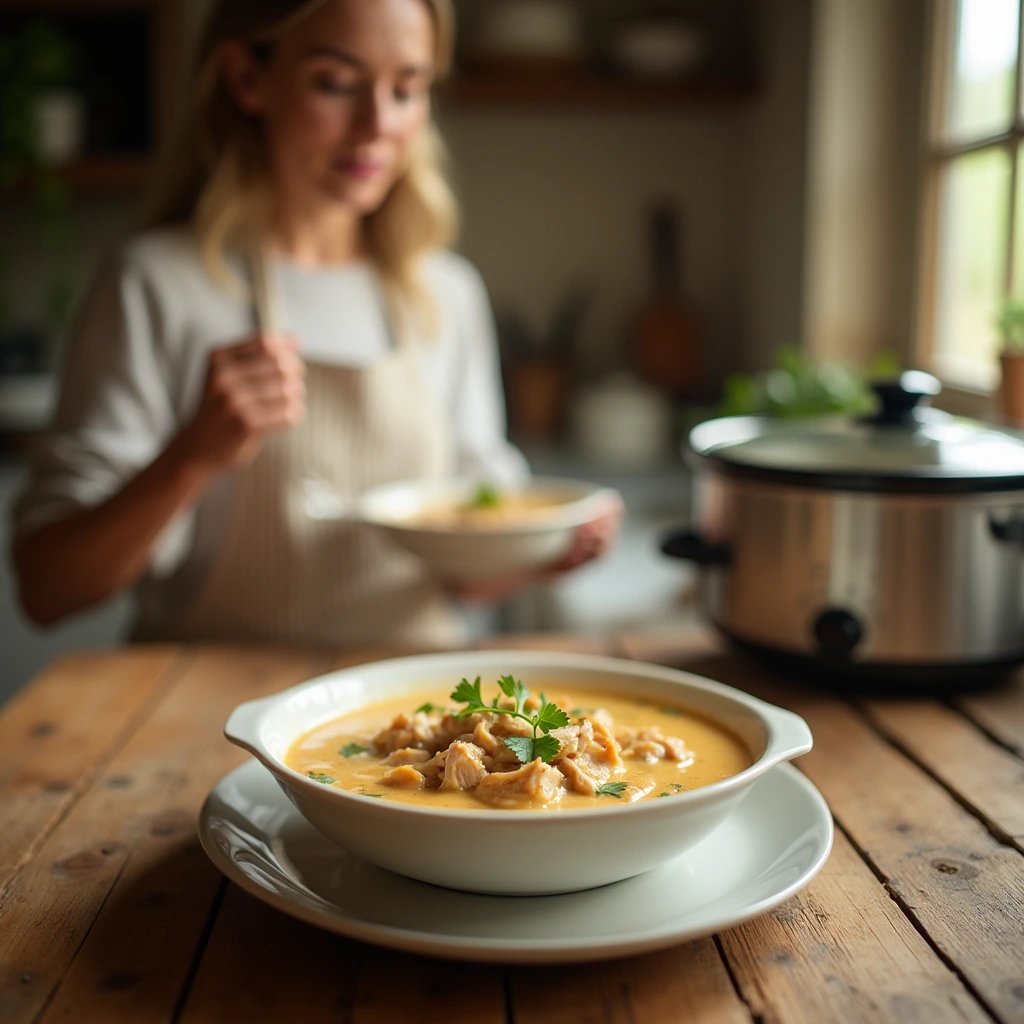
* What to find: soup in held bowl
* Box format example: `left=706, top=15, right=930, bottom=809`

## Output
left=224, top=651, right=813, bottom=895
left=285, top=677, right=751, bottom=810
left=356, top=477, right=620, bottom=583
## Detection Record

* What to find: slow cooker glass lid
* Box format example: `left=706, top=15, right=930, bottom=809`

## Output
left=692, top=416, right=1024, bottom=477
left=690, top=373, right=1024, bottom=485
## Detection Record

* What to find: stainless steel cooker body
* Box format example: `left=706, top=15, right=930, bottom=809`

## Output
left=671, top=467, right=1024, bottom=672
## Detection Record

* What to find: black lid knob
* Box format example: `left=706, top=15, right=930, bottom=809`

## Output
left=867, top=370, right=942, bottom=425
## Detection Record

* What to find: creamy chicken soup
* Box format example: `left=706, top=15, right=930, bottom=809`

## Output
left=409, top=486, right=568, bottom=528
left=285, top=681, right=751, bottom=811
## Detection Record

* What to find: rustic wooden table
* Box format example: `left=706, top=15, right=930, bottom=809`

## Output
left=1, top=627, right=1022, bottom=1024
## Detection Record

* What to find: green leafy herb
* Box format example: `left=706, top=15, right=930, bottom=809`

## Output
left=415, top=702, right=445, bottom=714
left=308, top=771, right=335, bottom=784
left=569, top=707, right=595, bottom=716
left=504, top=733, right=561, bottom=764
left=467, top=482, right=502, bottom=510
left=449, top=675, right=570, bottom=765
left=595, top=782, right=628, bottom=799
left=658, top=782, right=687, bottom=797
left=362, top=792, right=385, bottom=799
left=339, top=742, right=369, bottom=758
left=659, top=706, right=683, bottom=716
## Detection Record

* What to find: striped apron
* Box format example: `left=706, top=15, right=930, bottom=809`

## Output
left=161, top=250, right=461, bottom=648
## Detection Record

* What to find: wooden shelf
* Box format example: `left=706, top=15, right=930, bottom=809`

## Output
left=439, top=73, right=757, bottom=109
left=0, top=156, right=152, bottom=197
left=59, top=155, right=152, bottom=191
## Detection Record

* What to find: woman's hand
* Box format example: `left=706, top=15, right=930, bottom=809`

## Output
left=175, top=332, right=306, bottom=473
left=454, top=492, right=625, bottom=603
left=545, top=493, right=624, bottom=574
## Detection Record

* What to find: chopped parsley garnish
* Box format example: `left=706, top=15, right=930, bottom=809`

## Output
left=595, top=782, right=628, bottom=799
left=308, top=771, right=335, bottom=784
left=467, top=482, right=502, bottom=510
left=415, top=702, right=445, bottom=714
left=658, top=783, right=687, bottom=797
left=450, top=675, right=569, bottom=765
left=362, top=792, right=385, bottom=799
left=339, top=743, right=369, bottom=758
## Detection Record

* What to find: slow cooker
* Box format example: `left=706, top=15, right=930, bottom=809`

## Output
left=662, top=372, right=1024, bottom=682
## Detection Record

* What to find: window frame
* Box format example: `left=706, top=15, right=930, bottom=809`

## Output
left=916, top=0, right=1024, bottom=393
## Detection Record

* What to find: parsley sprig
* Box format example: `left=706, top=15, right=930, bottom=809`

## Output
left=450, top=675, right=569, bottom=764
left=467, top=483, right=502, bottom=510
left=415, top=702, right=445, bottom=714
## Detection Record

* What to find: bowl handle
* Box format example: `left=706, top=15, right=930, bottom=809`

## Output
left=224, top=696, right=275, bottom=757
left=760, top=705, right=814, bottom=765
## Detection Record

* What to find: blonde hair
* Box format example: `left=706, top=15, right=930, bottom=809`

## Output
left=146, top=0, right=458, bottom=338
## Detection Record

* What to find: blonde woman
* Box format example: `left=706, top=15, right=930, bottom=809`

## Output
left=11, top=0, right=618, bottom=647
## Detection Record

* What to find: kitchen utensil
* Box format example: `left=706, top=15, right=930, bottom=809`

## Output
left=632, top=201, right=702, bottom=397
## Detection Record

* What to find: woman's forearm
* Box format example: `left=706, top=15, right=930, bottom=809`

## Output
left=13, top=435, right=219, bottom=626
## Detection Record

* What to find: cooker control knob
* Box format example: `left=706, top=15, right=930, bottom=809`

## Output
left=812, top=608, right=863, bottom=656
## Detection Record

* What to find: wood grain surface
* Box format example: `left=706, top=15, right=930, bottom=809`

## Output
left=1, top=630, right=1022, bottom=1024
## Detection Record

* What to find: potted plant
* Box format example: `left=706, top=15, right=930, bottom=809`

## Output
left=998, top=299, right=1024, bottom=426
left=717, top=347, right=901, bottom=419
left=0, top=21, right=80, bottom=372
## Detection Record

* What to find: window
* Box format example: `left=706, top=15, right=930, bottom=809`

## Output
left=920, top=0, right=1023, bottom=390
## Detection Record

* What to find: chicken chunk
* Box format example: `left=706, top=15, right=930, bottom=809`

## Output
left=549, top=723, right=583, bottom=757
left=414, top=748, right=449, bottom=789
left=373, top=709, right=449, bottom=755
left=618, top=727, right=693, bottom=765
left=380, top=765, right=425, bottom=790
left=586, top=718, right=624, bottom=769
left=488, top=714, right=533, bottom=739
left=385, top=747, right=431, bottom=767
left=471, top=720, right=502, bottom=757
left=440, top=741, right=489, bottom=791
left=555, top=754, right=611, bottom=796
left=474, top=759, right=565, bottom=808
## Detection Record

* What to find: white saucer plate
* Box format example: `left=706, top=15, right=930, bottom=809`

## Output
left=199, top=759, right=833, bottom=964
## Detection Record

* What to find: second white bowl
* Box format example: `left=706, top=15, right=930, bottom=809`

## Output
left=357, top=476, right=620, bottom=583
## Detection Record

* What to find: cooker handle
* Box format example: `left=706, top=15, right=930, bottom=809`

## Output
left=661, top=529, right=731, bottom=566
left=988, top=515, right=1024, bottom=544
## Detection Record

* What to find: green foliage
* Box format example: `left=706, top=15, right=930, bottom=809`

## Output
left=308, top=771, right=335, bottom=784
left=718, top=347, right=901, bottom=420
left=997, top=300, right=1024, bottom=352
left=0, top=21, right=78, bottom=333
left=449, top=675, right=569, bottom=765
left=339, top=743, right=368, bottom=758
left=535, top=697, right=571, bottom=734
left=503, top=734, right=560, bottom=764
left=415, top=702, right=445, bottom=714
left=467, top=482, right=502, bottom=510
left=595, top=782, right=628, bottom=798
